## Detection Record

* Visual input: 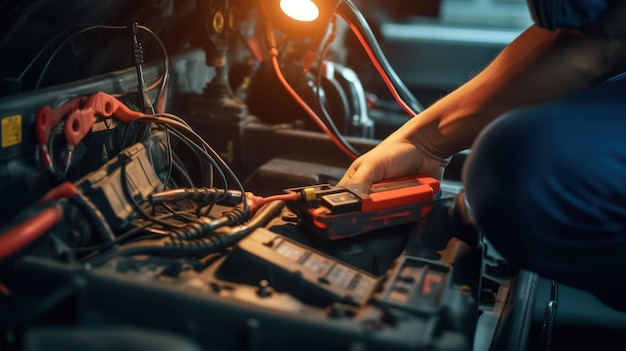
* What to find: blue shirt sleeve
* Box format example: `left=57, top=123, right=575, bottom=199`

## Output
left=527, top=0, right=609, bottom=30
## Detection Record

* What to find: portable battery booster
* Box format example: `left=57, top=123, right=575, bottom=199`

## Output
left=286, top=175, right=441, bottom=240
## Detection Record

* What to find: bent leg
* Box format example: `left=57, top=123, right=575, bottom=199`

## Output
left=463, top=76, right=626, bottom=310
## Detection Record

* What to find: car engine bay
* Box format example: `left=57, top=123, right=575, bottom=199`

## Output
left=0, top=1, right=539, bottom=350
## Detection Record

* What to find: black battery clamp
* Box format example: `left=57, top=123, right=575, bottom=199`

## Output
left=286, top=175, right=441, bottom=240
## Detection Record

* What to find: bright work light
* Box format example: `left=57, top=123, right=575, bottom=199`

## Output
left=279, top=0, right=320, bottom=22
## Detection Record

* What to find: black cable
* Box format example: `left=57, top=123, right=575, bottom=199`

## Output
left=137, top=115, right=243, bottom=211
left=159, top=204, right=197, bottom=223
left=137, top=24, right=170, bottom=112
left=165, top=126, right=212, bottom=189
left=130, top=21, right=154, bottom=114
left=197, top=203, right=215, bottom=218
left=18, top=23, right=105, bottom=81
left=35, top=25, right=126, bottom=89
left=150, top=187, right=243, bottom=206
left=119, top=157, right=185, bottom=229
left=168, top=128, right=211, bottom=190
left=120, top=115, right=209, bottom=190
left=46, top=123, right=67, bottom=182
left=314, top=20, right=362, bottom=157
left=162, top=128, right=175, bottom=188
left=89, top=200, right=285, bottom=266
left=71, top=209, right=192, bottom=256
left=121, top=116, right=233, bottom=218
left=68, top=192, right=117, bottom=245
left=338, top=0, right=424, bottom=114
left=120, top=120, right=209, bottom=190
left=172, top=207, right=246, bottom=240
left=159, top=123, right=227, bottom=190
left=34, top=23, right=169, bottom=102
left=318, top=69, right=352, bottom=134
left=120, top=120, right=141, bottom=150
left=164, top=200, right=284, bottom=256
left=171, top=153, right=195, bottom=188
left=71, top=222, right=150, bottom=255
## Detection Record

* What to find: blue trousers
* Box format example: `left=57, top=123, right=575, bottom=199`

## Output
left=463, top=74, right=626, bottom=310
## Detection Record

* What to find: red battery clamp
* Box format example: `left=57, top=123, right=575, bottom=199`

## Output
left=286, top=175, right=440, bottom=240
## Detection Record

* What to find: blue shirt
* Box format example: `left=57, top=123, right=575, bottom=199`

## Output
left=527, top=0, right=609, bottom=30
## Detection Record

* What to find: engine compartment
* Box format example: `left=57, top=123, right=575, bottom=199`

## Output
left=0, top=1, right=536, bottom=350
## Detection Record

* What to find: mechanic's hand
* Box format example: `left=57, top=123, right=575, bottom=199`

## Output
left=337, top=135, right=448, bottom=189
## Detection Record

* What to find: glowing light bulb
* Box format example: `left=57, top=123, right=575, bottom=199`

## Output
left=280, top=0, right=320, bottom=22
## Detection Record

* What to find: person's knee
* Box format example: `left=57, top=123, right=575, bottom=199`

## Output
left=462, top=108, right=550, bottom=266
left=461, top=86, right=626, bottom=310
left=463, top=109, right=539, bottom=216
left=462, top=104, right=626, bottom=284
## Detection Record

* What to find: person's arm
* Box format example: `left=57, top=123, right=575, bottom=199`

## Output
left=339, top=23, right=626, bottom=186
left=410, top=23, right=626, bottom=157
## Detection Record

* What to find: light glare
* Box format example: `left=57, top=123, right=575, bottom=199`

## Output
left=280, top=0, right=320, bottom=22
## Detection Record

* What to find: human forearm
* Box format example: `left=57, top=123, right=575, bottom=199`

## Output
left=338, top=20, right=626, bottom=186
left=400, top=24, right=626, bottom=158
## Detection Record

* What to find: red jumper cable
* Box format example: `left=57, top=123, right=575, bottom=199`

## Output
left=35, top=92, right=145, bottom=172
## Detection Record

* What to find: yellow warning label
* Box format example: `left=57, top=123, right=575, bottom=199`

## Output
left=2, top=114, right=22, bottom=148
